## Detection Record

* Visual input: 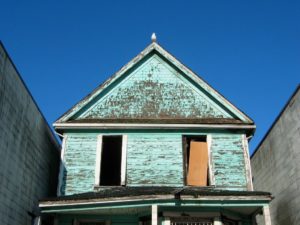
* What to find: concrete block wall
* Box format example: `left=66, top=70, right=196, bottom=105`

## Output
left=251, top=86, right=300, bottom=225
left=0, top=42, right=60, bottom=225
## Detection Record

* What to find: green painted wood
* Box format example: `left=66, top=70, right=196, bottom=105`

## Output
left=211, top=134, right=247, bottom=190
left=126, top=133, right=183, bottom=186
left=62, top=133, right=98, bottom=195
left=74, top=54, right=235, bottom=120
left=61, top=131, right=248, bottom=195
left=43, top=199, right=269, bottom=214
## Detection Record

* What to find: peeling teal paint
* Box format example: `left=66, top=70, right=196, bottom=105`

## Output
left=127, top=133, right=183, bottom=186
left=57, top=43, right=253, bottom=123
left=61, top=131, right=247, bottom=195
left=50, top=41, right=259, bottom=225
left=62, top=133, right=97, bottom=195
left=211, top=134, right=247, bottom=190
left=74, top=54, right=235, bottom=120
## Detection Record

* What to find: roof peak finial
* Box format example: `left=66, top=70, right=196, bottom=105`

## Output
left=151, top=33, right=157, bottom=42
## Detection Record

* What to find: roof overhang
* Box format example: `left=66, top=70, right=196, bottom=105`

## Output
left=54, top=122, right=255, bottom=131
left=39, top=194, right=271, bottom=215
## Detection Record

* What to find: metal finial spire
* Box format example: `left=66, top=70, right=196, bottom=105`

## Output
left=151, top=33, right=157, bottom=42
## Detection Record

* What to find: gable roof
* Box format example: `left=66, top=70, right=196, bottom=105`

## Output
left=55, top=41, right=254, bottom=128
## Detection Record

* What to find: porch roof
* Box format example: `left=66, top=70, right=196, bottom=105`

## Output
left=40, top=187, right=272, bottom=207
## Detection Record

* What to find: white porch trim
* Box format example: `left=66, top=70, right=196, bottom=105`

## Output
left=152, top=205, right=158, bottom=225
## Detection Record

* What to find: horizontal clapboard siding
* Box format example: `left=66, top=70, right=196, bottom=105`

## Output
left=60, top=131, right=248, bottom=195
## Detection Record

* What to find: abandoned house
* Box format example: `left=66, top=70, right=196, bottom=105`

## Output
left=0, top=42, right=60, bottom=225
left=39, top=36, right=273, bottom=225
left=251, top=85, right=300, bottom=225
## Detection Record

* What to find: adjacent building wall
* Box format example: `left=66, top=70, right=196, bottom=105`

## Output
left=251, top=85, right=300, bottom=225
left=0, top=42, right=60, bottom=225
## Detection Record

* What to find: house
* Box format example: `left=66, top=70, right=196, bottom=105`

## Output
left=251, top=85, right=300, bottom=225
left=0, top=42, right=60, bottom=225
left=39, top=35, right=272, bottom=225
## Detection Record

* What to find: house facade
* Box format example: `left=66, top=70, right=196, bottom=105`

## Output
left=251, top=85, right=300, bottom=225
left=39, top=37, right=272, bottom=225
left=0, top=42, right=60, bottom=225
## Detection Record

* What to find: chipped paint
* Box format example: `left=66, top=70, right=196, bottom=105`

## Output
left=60, top=131, right=248, bottom=195
left=74, top=55, right=233, bottom=120
left=49, top=40, right=259, bottom=225
left=126, top=133, right=183, bottom=186
left=55, top=42, right=253, bottom=124
left=211, top=134, right=247, bottom=190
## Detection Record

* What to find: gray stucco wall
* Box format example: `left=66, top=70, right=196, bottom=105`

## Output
left=251, top=87, right=300, bottom=225
left=0, top=42, right=60, bottom=225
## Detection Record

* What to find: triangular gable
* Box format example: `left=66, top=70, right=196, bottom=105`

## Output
left=55, top=42, right=253, bottom=124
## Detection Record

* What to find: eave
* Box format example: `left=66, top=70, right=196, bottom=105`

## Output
left=39, top=195, right=271, bottom=214
left=53, top=122, right=256, bottom=136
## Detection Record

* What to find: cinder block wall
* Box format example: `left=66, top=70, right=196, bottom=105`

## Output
left=0, top=42, right=60, bottom=225
left=251, top=87, right=300, bottom=225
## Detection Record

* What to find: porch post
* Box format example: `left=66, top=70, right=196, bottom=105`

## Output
left=152, top=205, right=158, bottom=225
left=263, top=205, right=272, bottom=225
left=164, top=217, right=171, bottom=225
left=213, top=216, right=222, bottom=225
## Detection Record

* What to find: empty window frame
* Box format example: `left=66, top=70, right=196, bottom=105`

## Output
left=95, top=135, right=127, bottom=186
left=183, top=135, right=211, bottom=186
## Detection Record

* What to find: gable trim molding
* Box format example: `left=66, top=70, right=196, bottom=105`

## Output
left=55, top=42, right=253, bottom=124
left=54, top=122, right=255, bottom=131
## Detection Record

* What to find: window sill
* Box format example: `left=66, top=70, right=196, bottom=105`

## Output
left=184, top=185, right=216, bottom=188
left=94, top=185, right=124, bottom=190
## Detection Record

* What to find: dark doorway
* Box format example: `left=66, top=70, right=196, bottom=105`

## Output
left=100, top=136, right=122, bottom=186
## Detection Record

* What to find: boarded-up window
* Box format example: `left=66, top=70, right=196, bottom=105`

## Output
left=184, top=136, right=209, bottom=186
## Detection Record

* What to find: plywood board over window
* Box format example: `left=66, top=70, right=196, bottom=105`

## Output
left=183, top=136, right=209, bottom=186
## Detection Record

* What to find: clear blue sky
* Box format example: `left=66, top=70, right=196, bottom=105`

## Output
left=1, top=1, right=299, bottom=154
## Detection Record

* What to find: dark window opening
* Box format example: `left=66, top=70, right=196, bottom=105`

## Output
left=183, top=136, right=209, bottom=186
left=100, top=136, right=122, bottom=186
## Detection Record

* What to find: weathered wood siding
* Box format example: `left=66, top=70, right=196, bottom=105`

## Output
left=126, top=133, right=183, bottom=186
left=74, top=54, right=235, bottom=120
left=61, top=131, right=248, bottom=195
left=62, top=133, right=97, bottom=195
left=211, top=134, right=247, bottom=190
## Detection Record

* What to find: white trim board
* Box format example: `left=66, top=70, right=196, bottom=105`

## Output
left=94, top=135, right=103, bottom=186
left=121, top=135, right=128, bottom=185
left=57, top=135, right=67, bottom=196
left=54, top=123, right=255, bottom=130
